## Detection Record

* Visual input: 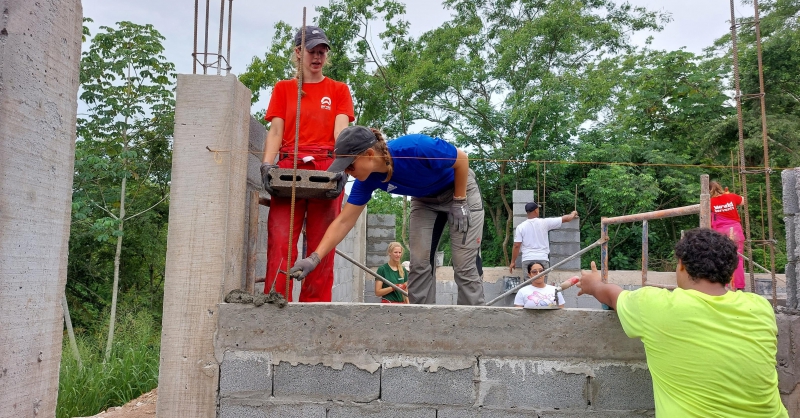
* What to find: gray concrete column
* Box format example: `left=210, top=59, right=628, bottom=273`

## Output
left=0, top=1, right=82, bottom=416
left=157, top=75, right=252, bottom=418
left=782, top=168, right=800, bottom=310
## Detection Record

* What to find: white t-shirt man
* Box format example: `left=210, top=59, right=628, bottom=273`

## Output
left=514, top=284, right=565, bottom=308
left=514, top=217, right=563, bottom=262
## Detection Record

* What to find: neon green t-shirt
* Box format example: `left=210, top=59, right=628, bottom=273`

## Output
left=616, top=287, right=787, bottom=417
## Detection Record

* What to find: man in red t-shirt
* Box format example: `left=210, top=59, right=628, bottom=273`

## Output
left=260, top=26, right=355, bottom=302
left=709, top=181, right=745, bottom=289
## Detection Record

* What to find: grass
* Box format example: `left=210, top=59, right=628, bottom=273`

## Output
left=57, top=310, right=160, bottom=418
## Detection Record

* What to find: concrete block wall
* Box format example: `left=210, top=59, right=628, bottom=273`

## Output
left=783, top=169, right=799, bottom=309
left=366, top=214, right=397, bottom=268
left=512, top=190, right=581, bottom=270
left=215, top=304, right=656, bottom=417
left=332, top=209, right=366, bottom=302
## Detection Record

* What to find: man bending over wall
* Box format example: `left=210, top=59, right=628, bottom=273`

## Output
left=578, top=228, right=787, bottom=417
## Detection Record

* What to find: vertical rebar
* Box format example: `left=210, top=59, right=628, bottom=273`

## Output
left=193, top=0, right=199, bottom=74
left=752, top=0, right=778, bottom=305
left=286, top=10, right=307, bottom=298
left=203, top=0, right=211, bottom=74
left=601, top=221, right=609, bottom=283
left=729, top=0, right=756, bottom=293
left=642, top=220, right=648, bottom=287
left=216, top=0, right=225, bottom=75
left=226, top=0, right=233, bottom=74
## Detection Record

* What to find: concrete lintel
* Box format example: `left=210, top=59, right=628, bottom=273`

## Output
left=215, top=303, right=646, bottom=361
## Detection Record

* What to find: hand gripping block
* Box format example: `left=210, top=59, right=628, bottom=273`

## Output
left=268, top=167, right=341, bottom=200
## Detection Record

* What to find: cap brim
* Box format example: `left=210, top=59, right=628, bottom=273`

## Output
left=327, top=156, right=355, bottom=173
left=305, top=39, right=330, bottom=50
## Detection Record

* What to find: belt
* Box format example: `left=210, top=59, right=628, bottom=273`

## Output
left=281, top=150, right=334, bottom=159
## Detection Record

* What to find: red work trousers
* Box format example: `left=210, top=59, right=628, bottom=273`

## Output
left=264, top=155, right=342, bottom=302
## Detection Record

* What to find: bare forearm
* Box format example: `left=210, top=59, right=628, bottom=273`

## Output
left=263, top=125, right=283, bottom=164
left=452, top=149, right=469, bottom=198
left=587, top=283, right=623, bottom=310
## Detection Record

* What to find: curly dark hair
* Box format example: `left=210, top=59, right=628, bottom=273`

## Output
left=674, top=228, right=738, bottom=285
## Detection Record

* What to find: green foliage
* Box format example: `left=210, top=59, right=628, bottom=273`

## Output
left=70, top=20, right=174, bottom=357
left=57, top=308, right=160, bottom=418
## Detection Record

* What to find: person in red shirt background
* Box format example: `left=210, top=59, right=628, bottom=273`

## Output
left=709, top=181, right=746, bottom=290
left=260, top=25, right=355, bottom=301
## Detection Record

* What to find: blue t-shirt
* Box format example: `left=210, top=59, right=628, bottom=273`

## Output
left=347, top=134, right=458, bottom=206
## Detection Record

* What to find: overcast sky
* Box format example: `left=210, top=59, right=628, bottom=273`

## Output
left=81, top=0, right=753, bottom=114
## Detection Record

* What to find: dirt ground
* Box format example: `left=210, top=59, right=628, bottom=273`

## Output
left=76, top=389, right=157, bottom=418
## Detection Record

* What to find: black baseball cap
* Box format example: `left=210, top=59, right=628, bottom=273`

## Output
left=525, top=202, right=540, bottom=212
left=327, top=126, right=378, bottom=173
left=295, top=25, right=330, bottom=50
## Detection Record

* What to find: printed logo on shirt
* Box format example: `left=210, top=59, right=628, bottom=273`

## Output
left=713, top=202, right=735, bottom=213
left=386, top=184, right=397, bottom=192
left=320, top=96, right=332, bottom=110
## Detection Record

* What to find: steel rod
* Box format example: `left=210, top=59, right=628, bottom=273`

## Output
left=641, top=220, right=648, bottom=287
left=203, top=0, right=211, bottom=73
left=193, top=0, right=199, bottom=73
left=487, top=238, right=605, bottom=306
left=216, top=0, right=225, bottom=75
left=752, top=0, right=778, bottom=306
left=226, top=0, right=233, bottom=74
left=334, top=249, right=409, bottom=297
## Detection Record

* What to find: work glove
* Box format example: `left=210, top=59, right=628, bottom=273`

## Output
left=325, top=171, right=347, bottom=199
left=260, top=163, right=278, bottom=196
left=288, top=252, right=321, bottom=280
left=448, top=197, right=470, bottom=233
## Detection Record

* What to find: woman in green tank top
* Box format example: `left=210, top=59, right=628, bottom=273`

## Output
left=375, top=242, right=409, bottom=303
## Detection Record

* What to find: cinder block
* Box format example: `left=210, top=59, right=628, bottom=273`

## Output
left=249, top=116, right=266, bottom=153
left=368, top=214, right=397, bottom=227
left=590, top=364, right=653, bottom=410
left=513, top=202, right=528, bottom=216
left=328, top=403, right=436, bottom=417
left=382, top=359, right=476, bottom=405
left=479, top=359, right=587, bottom=409
left=550, top=230, right=580, bottom=243
left=367, top=228, right=395, bottom=238
left=248, top=153, right=263, bottom=188
left=786, top=263, right=797, bottom=309
left=550, top=243, right=581, bottom=257
left=550, top=257, right=581, bottom=270
left=513, top=215, right=527, bottom=228
left=777, top=314, right=800, bottom=393
left=787, top=217, right=797, bottom=261
left=219, top=399, right=327, bottom=418
left=367, top=254, right=388, bottom=267
left=562, top=218, right=580, bottom=230
left=219, top=351, right=272, bottom=395
left=274, top=362, right=380, bottom=402
left=268, top=168, right=339, bottom=199
left=575, top=295, right=603, bottom=309
left=783, top=169, right=799, bottom=214
left=513, top=190, right=535, bottom=203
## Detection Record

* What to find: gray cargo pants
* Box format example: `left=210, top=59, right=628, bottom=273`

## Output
left=407, top=169, right=485, bottom=305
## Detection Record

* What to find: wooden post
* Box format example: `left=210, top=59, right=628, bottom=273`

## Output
left=699, top=174, right=711, bottom=228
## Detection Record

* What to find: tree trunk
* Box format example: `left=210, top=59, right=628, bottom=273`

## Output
left=62, top=295, right=83, bottom=368
left=105, top=173, right=127, bottom=363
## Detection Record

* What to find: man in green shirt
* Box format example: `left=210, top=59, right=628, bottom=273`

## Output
left=578, top=228, right=787, bottom=417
